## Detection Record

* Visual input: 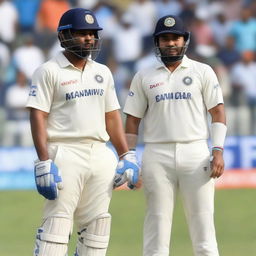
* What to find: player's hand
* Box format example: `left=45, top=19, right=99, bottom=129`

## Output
left=210, top=151, right=224, bottom=178
left=113, top=150, right=141, bottom=189
left=34, top=159, right=63, bottom=200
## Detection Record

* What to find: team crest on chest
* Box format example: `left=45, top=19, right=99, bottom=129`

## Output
left=183, top=76, right=192, bottom=85
left=95, top=74, right=103, bottom=83
left=128, top=91, right=134, bottom=96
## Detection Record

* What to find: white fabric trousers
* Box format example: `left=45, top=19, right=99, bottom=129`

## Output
left=142, top=140, right=219, bottom=256
left=44, top=142, right=117, bottom=230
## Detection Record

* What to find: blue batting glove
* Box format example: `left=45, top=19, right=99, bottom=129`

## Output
left=34, top=159, right=63, bottom=200
left=113, top=150, right=140, bottom=189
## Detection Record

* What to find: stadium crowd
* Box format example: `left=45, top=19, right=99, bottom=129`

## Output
left=0, top=0, right=256, bottom=146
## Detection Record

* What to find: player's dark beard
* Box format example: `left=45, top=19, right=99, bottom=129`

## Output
left=158, top=46, right=186, bottom=64
left=66, top=42, right=94, bottom=59
left=64, top=39, right=100, bottom=59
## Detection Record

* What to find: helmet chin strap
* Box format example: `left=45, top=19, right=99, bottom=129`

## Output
left=161, top=55, right=184, bottom=65
left=66, top=47, right=91, bottom=59
left=155, top=45, right=188, bottom=65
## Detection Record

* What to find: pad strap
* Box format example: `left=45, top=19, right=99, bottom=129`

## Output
left=83, top=233, right=110, bottom=248
left=37, top=216, right=72, bottom=244
left=78, top=213, right=111, bottom=249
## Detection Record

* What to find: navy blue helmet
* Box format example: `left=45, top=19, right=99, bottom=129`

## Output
left=58, top=8, right=102, bottom=59
left=153, top=15, right=190, bottom=64
left=57, top=8, right=102, bottom=32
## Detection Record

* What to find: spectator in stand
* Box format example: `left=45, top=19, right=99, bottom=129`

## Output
left=0, top=40, right=10, bottom=143
left=217, top=36, right=241, bottom=69
left=249, top=1, right=256, bottom=17
left=0, top=40, right=10, bottom=105
left=195, top=48, right=232, bottom=120
left=35, top=0, right=70, bottom=50
left=47, top=39, right=63, bottom=59
left=76, top=0, right=98, bottom=9
left=2, top=70, right=33, bottom=146
left=37, top=0, right=70, bottom=32
left=92, top=1, right=119, bottom=65
left=0, top=0, right=18, bottom=48
left=229, top=50, right=256, bottom=135
left=210, top=11, right=232, bottom=48
left=222, top=0, right=244, bottom=21
left=12, top=33, right=45, bottom=81
left=191, top=11, right=215, bottom=47
left=126, top=0, right=157, bottom=52
left=229, top=6, right=256, bottom=53
left=109, top=58, right=133, bottom=109
left=92, top=1, right=118, bottom=39
left=134, top=48, right=159, bottom=72
left=112, top=12, right=142, bottom=74
left=195, top=0, right=224, bottom=20
left=179, top=1, right=196, bottom=29
left=155, top=0, right=182, bottom=18
left=0, top=41, right=10, bottom=86
left=13, top=0, right=41, bottom=33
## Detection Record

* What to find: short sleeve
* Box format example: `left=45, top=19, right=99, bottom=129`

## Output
left=123, top=71, right=148, bottom=118
left=104, top=69, right=120, bottom=112
left=26, top=66, right=54, bottom=113
left=202, top=65, right=224, bottom=110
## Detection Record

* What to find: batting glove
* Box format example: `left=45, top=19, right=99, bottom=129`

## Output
left=34, top=159, right=63, bottom=200
left=113, top=150, right=140, bottom=189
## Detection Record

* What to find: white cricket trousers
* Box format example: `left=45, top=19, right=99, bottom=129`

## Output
left=142, top=140, right=219, bottom=256
left=44, top=142, right=117, bottom=231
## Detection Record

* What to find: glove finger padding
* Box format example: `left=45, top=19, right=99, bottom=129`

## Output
left=34, top=159, right=63, bottom=200
left=113, top=173, right=128, bottom=188
left=113, top=160, right=129, bottom=188
left=123, top=151, right=140, bottom=186
left=50, top=162, right=63, bottom=190
left=127, top=175, right=143, bottom=189
left=113, top=150, right=140, bottom=189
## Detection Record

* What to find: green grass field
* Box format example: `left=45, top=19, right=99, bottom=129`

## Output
left=1, top=189, right=256, bottom=256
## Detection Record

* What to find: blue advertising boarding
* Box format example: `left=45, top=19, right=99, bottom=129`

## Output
left=0, top=136, right=256, bottom=190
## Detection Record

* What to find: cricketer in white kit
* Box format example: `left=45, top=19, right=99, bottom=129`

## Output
left=114, top=15, right=227, bottom=256
left=26, top=8, right=139, bottom=256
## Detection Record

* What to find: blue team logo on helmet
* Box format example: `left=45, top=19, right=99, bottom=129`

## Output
left=57, top=8, right=102, bottom=32
left=183, top=76, right=192, bottom=85
left=57, top=8, right=102, bottom=60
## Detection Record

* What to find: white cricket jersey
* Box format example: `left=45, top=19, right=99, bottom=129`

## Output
left=123, top=55, right=224, bottom=143
left=26, top=52, right=120, bottom=143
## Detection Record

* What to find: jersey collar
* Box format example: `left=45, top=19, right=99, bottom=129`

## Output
left=56, top=52, right=71, bottom=68
left=56, top=51, right=94, bottom=68
left=155, top=55, right=191, bottom=70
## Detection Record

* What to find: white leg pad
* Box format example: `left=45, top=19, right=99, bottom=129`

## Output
left=75, top=213, right=111, bottom=256
left=34, top=216, right=72, bottom=256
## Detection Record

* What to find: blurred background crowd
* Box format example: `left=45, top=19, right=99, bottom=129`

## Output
left=0, top=0, right=256, bottom=147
